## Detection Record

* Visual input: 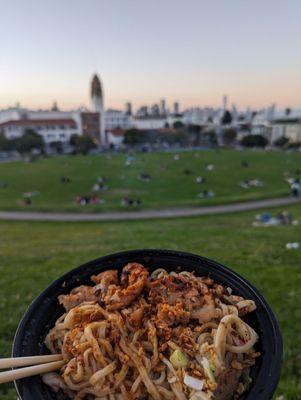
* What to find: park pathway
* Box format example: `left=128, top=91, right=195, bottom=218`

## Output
left=0, top=196, right=300, bottom=222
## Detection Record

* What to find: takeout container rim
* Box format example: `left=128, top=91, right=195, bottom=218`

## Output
left=12, top=248, right=283, bottom=400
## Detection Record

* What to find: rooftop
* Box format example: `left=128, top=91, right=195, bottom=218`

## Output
left=273, top=118, right=301, bottom=124
left=0, top=118, right=77, bottom=127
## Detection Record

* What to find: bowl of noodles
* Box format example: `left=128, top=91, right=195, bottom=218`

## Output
left=13, top=249, right=282, bottom=400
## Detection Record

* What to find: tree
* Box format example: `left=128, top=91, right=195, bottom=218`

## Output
left=123, top=129, right=147, bottom=145
left=186, top=124, right=202, bottom=145
left=15, top=129, right=44, bottom=154
left=0, top=135, right=15, bottom=151
left=221, top=110, right=232, bottom=125
left=287, top=141, right=301, bottom=149
left=187, top=124, right=201, bottom=134
left=204, top=129, right=217, bottom=146
left=70, top=134, right=96, bottom=154
left=50, top=140, right=63, bottom=154
left=70, top=134, right=78, bottom=147
left=240, top=134, right=268, bottom=148
left=173, top=121, right=184, bottom=130
left=274, top=136, right=289, bottom=147
left=223, top=128, right=237, bottom=145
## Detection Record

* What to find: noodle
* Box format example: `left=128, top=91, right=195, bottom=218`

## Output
left=43, top=263, right=260, bottom=399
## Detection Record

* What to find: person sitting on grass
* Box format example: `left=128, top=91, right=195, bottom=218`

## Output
left=0, top=181, right=8, bottom=188
left=139, top=173, right=151, bottom=182
left=121, top=197, right=142, bottom=207
left=291, top=180, right=301, bottom=197
left=75, top=194, right=104, bottom=206
left=91, top=195, right=101, bottom=205
left=121, top=197, right=130, bottom=206
left=18, top=191, right=39, bottom=206
left=60, top=176, right=71, bottom=183
left=125, top=155, right=135, bottom=166
left=17, top=196, right=32, bottom=206
left=277, top=211, right=292, bottom=225
left=240, top=179, right=263, bottom=189
left=23, top=197, right=31, bottom=205
left=253, top=211, right=298, bottom=227
left=196, top=176, right=205, bottom=184
left=250, top=179, right=263, bottom=187
left=133, top=198, right=141, bottom=207
left=92, top=182, right=108, bottom=191
left=197, top=190, right=215, bottom=198
left=205, top=163, right=215, bottom=171
left=240, top=179, right=250, bottom=189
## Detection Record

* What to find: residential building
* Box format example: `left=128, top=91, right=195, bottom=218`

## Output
left=271, top=118, right=301, bottom=143
left=0, top=118, right=78, bottom=143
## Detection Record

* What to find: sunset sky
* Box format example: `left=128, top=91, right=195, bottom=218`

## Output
left=1, top=0, right=300, bottom=111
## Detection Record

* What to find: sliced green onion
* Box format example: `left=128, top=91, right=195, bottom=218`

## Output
left=169, top=349, right=188, bottom=368
left=201, top=357, right=216, bottom=383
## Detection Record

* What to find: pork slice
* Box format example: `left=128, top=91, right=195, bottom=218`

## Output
left=213, top=369, right=242, bottom=400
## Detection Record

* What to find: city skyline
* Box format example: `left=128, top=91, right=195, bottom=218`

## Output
left=1, top=0, right=301, bottom=110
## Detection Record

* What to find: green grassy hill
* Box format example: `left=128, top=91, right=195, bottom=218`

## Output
left=0, top=149, right=300, bottom=212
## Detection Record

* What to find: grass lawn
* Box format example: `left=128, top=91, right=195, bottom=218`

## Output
left=0, top=205, right=301, bottom=399
left=0, top=149, right=300, bottom=212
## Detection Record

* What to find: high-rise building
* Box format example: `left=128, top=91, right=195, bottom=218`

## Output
left=150, top=104, right=160, bottom=115
left=91, top=74, right=105, bottom=145
left=125, top=102, right=132, bottom=116
left=137, top=106, right=148, bottom=116
left=51, top=101, right=59, bottom=111
left=173, top=102, right=179, bottom=115
left=267, top=104, right=276, bottom=121
left=160, top=99, right=166, bottom=115
left=223, top=95, right=228, bottom=111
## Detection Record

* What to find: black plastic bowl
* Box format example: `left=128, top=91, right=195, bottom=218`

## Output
left=13, top=249, right=283, bottom=399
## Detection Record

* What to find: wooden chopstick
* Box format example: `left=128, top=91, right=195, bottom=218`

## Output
left=0, top=354, right=63, bottom=370
left=0, top=359, right=65, bottom=384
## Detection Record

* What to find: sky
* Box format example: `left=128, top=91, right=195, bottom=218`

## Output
left=0, top=0, right=301, bottom=111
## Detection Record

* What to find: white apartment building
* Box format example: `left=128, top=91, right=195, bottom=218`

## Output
left=0, top=118, right=78, bottom=143
left=271, top=118, right=301, bottom=143
left=105, top=109, right=132, bottom=130
left=132, top=115, right=168, bottom=130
